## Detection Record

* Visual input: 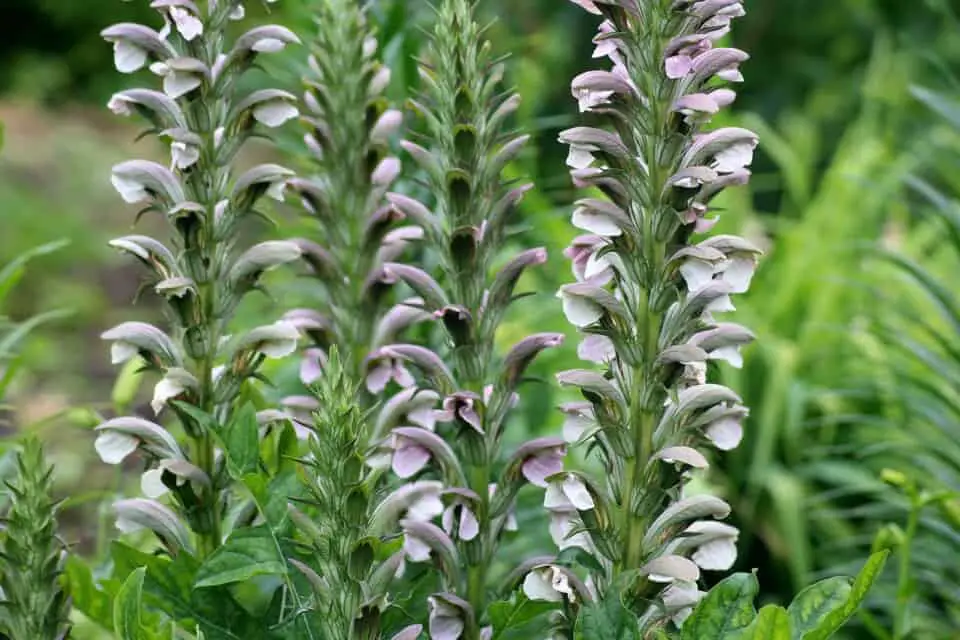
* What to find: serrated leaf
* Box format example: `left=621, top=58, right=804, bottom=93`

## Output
left=681, top=572, right=758, bottom=640
left=576, top=593, right=640, bottom=640
left=787, top=577, right=851, bottom=639
left=114, top=567, right=146, bottom=639
left=221, top=404, right=260, bottom=478
left=744, top=605, right=792, bottom=640
left=110, top=541, right=253, bottom=640
left=194, top=525, right=288, bottom=588
left=800, top=551, right=889, bottom=640
left=65, top=555, right=114, bottom=630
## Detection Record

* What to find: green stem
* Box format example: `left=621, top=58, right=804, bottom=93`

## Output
left=892, top=499, right=920, bottom=640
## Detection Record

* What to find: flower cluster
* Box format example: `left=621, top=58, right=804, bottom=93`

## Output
left=95, top=0, right=302, bottom=558
left=547, top=0, right=760, bottom=631
left=286, top=0, right=421, bottom=400
left=360, top=0, right=567, bottom=634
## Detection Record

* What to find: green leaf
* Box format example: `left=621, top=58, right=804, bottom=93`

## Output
left=220, top=404, right=260, bottom=478
left=576, top=592, right=640, bottom=640
left=65, top=555, right=114, bottom=630
left=743, top=605, right=792, bottom=640
left=110, top=542, right=254, bottom=640
left=489, top=595, right=557, bottom=640
left=800, top=551, right=890, bottom=640
left=681, top=573, right=759, bottom=640
left=114, top=567, right=146, bottom=640
left=195, top=525, right=288, bottom=588
left=787, top=578, right=851, bottom=639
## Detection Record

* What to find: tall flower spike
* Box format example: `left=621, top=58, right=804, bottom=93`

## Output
left=100, top=1, right=301, bottom=563
left=288, top=0, right=419, bottom=394
left=374, top=0, right=564, bottom=632
left=555, top=0, right=759, bottom=633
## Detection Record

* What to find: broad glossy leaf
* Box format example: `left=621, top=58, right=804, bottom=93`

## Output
left=800, top=551, right=889, bottom=640
left=195, top=525, right=288, bottom=588
left=787, top=577, right=851, bottom=638
left=114, top=567, right=146, bottom=640
left=681, top=572, right=758, bottom=640
left=744, top=605, right=792, bottom=640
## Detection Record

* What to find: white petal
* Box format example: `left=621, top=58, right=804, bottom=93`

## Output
left=252, top=38, right=286, bottom=53
left=566, top=146, right=595, bottom=170
left=229, top=5, right=246, bottom=20
left=522, top=570, right=563, bottom=602
left=163, top=72, right=202, bottom=99
left=706, top=417, right=743, bottom=451
left=563, top=475, right=595, bottom=510
left=713, top=141, right=755, bottom=172
left=114, top=41, right=147, bottom=74
left=253, top=101, right=299, bottom=128
left=140, top=468, right=169, bottom=498
left=110, top=175, right=149, bottom=205
left=680, top=259, right=716, bottom=293
left=265, top=178, right=287, bottom=202
left=705, top=294, right=736, bottom=313
left=559, top=292, right=603, bottom=328
left=544, top=483, right=573, bottom=511
left=94, top=431, right=139, bottom=465
left=709, top=345, right=743, bottom=368
left=692, top=537, right=737, bottom=571
left=572, top=207, right=622, bottom=237
left=563, top=413, right=593, bottom=443
left=170, top=7, right=203, bottom=41
left=151, top=377, right=185, bottom=415
left=403, top=533, right=432, bottom=562
left=721, top=256, right=756, bottom=294
left=407, top=493, right=444, bottom=522
left=171, top=142, right=200, bottom=170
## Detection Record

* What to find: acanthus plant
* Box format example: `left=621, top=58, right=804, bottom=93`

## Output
left=278, top=2, right=426, bottom=637
left=362, top=0, right=572, bottom=636
left=91, top=0, right=324, bottom=635
left=547, top=0, right=760, bottom=634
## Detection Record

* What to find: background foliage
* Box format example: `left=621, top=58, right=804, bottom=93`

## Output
left=2, top=0, right=960, bottom=637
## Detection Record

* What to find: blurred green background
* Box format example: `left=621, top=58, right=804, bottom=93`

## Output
left=3, top=0, right=960, bottom=637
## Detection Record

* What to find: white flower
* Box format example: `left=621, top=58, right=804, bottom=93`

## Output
left=111, top=173, right=150, bottom=205
left=169, top=6, right=203, bottom=41
left=149, top=61, right=203, bottom=99
left=687, top=521, right=739, bottom=571
left=402, top=530, right=432, bottom=562
left=113, top=40, right=148, bottom=73
left=428, top=597, right=464, bottom=640
left=545, top=473, right=595, bottom=511
left=557, top=288, right=603, bottom=328
left=523, top=565, right=577, bottom=603
left=253, top=100, right=299, bottom=128
left=548, top=510, right=593, bottom=552
left=94, top=431, right=139, bottom=465
left=170, top=140, right=200, bottom=170
left=229, top=4, right=246, bottom=20
left=705, top=415, right=743, bottom=451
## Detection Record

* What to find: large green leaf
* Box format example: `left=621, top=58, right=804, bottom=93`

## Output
left=799, top=551, right=889, bottom=640
left=65, top=555, right=113, bottom=631
left=489, top=595, right=558, bottom=640
left=220, top=403, right=260, bottom=479
left=681, top=573, right=759, bottom=640
left=787, top=577, right=851, bottom=639
left=113, top=567, right=146, bottom=640
left=744, top=605, right=793, bottom=640
left=195, top=525, right=288, bottom=589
